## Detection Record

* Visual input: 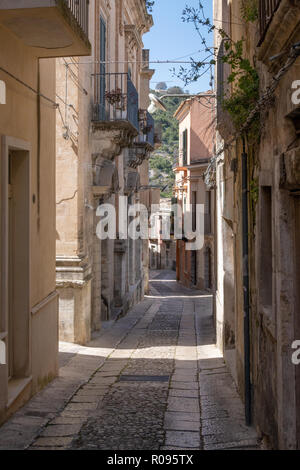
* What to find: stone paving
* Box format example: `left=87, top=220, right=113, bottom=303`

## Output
left=0, top=270, right=260, bottom=450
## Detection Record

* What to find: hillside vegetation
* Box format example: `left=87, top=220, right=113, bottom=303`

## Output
left=149, top=87, right=187, bottom=198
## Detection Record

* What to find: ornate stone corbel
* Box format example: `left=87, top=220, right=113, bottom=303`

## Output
left=92, top=122, right=138, bottom=162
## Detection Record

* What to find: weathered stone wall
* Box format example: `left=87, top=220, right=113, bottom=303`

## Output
left=56, top=0, right=154, bottom=340
left=0, top=21, right=58, bottom=423
left=214, top=0, right=300, bottom=449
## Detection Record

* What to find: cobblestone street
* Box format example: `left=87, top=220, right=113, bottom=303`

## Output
left=0, top=271, right=259, bottom=450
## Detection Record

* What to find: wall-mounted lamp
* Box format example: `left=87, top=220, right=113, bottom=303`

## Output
left=148, top=93, right=167, bottom=114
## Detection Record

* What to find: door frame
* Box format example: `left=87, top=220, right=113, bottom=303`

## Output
left=0, top=136, right=31, bottom=383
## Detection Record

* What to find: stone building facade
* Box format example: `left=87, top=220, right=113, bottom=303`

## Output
left=173, top=96, right=215, bottom=291
left=213, top=0, right=300, bottom=449
left=0, top=1, right=91, bottom=424
left=148, top=194, right=177, bottom=272
left=56, top=0, right=154, bottom=344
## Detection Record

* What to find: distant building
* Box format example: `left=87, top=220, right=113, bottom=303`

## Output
left=173, top=94, right=215, bottom=290
left=148, top=193, right=176, bottom=271
left=155, top=81, right=168, bottom=92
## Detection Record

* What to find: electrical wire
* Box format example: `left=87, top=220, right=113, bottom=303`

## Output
left=170, top=47, right=216, bottom=61
left=0, top=65, right=59, bottom=108
left=63, top=59, right=88, bottom=95
left=67, top=59, right=214, bottom=66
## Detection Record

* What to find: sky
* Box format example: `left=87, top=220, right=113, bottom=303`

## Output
left=143, top=0, right=214, bottom=94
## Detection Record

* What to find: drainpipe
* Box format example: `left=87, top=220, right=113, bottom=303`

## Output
left=242, top=135, right=251, bottom=426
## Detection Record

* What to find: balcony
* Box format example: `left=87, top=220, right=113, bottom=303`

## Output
left=257, top=0, right=300, bottom=65
left=92, top=72, right=139, bottom=132
left=258, top=0, right=282, bottom=44
left=0, top=0, right=91, bottom=57
left=138, top=109, right=155, bottom=148
left=91, top=73, right=139, bottom=163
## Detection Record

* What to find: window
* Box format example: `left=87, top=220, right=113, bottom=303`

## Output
left=182, top=129, right=188, bottom=165
left=258, top=0, right=282, bottom=45
left=99, top=16, right=106, bottom=120
left=192, top=191, right=197, bottom=232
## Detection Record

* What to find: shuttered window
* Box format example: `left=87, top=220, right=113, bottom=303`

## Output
left=99, top=16, right=106, bottom=119
left=182, top=129, right=188, bottom=165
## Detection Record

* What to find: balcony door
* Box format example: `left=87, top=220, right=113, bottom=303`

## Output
left=99, top=16, right=106, bottom=120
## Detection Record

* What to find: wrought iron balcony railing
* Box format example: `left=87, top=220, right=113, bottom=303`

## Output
left=139, top=110, right=155, bottom=147
left=92, top=72, right=139, bottom=130
left=65, top=0, right=89, bottom=37
left=259, top=0, right=282, bottom=44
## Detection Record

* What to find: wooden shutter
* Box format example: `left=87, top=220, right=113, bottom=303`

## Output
left=100, top=17, right=106, bottom=120
left=183, top=129, right=188, bottom=165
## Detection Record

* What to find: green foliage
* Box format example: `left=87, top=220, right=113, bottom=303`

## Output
left=167, top=86, right=185, bottom=95
left=240, top=0, right=259, bottom=23
left=150, top=154, right=173, bottom=173
left=249, top=177, right=259, bottom=205
left=149, top=89, right=187, bottom=197
left=149, top=151, right=175, bottom=198
left=221, top=37, right=260, bottom=136
left=145, top=1, right=155, bottom=12
left=151, top=92, right=185, bottom=155
left=177, top=3, right=260, bottom=138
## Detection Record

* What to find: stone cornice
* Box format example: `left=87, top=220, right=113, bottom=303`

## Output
left=56, top=255, right=93, bottom=285
left=91, top=121, right=138, bottom=161
left=125, top=0, right=153, bottom=36
left=124, top=24, right=143, bottom=49
left=140, top=67, right=155, bottom=80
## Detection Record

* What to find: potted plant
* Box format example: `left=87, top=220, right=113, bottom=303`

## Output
left=105, top=88, right=126, bottom=110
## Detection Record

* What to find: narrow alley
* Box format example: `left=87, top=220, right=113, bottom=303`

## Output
left=0, top=271, right=259, bottom=451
